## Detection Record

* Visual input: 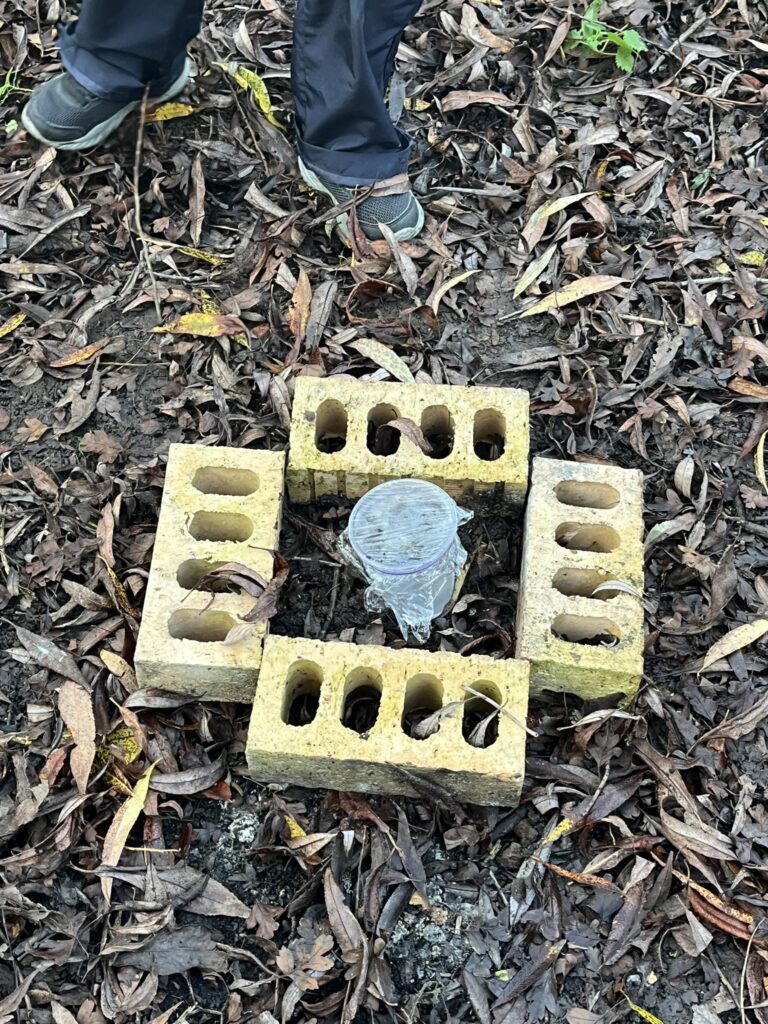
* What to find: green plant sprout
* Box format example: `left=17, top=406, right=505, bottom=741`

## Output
left=0, top=67, right=31, bottom=102
left=565, top=0, right=647, bottom=73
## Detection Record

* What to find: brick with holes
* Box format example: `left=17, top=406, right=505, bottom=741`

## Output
left=515, top=457, right=645, bottom=701
left=286, top=376, right=529, bottom=506
left=245, top=635, right=529, bottom=806
left=134, top=444, right=285, bottom=701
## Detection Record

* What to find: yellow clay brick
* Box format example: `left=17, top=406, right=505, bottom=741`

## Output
left=286, top=377, right=529, bottom=506
left=246, top=635, right=529, bottom=806
left=515, top=457, right=645, bottom=701
left=134, top=444, right=285, bottom=701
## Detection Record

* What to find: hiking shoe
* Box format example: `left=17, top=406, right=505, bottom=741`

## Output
left=299, top=157, right=424, bottom=243
left=21, top=59, right=191, bottom=151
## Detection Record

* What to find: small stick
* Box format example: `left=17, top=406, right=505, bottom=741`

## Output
left=320, top=565, right=340, bottom=639
left=133, top=86, right=162, bottom=322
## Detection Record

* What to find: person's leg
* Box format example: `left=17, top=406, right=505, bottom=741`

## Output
left=292, top=0, right=422, bottom=186
left=59, top=0, right=204, bottom=102
left=22, top=0, right=203, bottom=150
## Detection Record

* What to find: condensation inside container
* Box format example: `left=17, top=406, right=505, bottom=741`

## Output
left=339, top=479, right=473, bottom=643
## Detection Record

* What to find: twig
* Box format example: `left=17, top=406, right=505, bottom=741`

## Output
left=320, top=565, right=340, bottom=639
left=133, top=86, right=162, bottom=323
left=739, top=923, right=759, bottom=1024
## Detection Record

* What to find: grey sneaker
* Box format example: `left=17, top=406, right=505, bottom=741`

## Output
left=21, top=59, right=191, bottom=152
left=299, top=157, right=424, bottom=243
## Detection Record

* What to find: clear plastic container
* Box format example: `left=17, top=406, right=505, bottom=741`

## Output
left=339, top=479, right=473, bottom=643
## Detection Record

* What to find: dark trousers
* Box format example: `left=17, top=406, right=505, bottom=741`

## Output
left=58, top=0, right=422, bottom=184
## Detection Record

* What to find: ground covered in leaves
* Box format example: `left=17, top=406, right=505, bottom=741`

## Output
left=1, top=0, right=768, bottom=1021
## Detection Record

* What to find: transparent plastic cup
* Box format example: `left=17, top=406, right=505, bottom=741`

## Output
left=342, top=479, right=472, bottom=642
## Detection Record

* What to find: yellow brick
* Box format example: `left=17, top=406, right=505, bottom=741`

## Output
left=134, top=444, right=285, bottom=701
left=287, top=377, right=529, bottom=506
left=246, top=635, right=529, bottom=806
left=515, top=457, right=644, bottom=701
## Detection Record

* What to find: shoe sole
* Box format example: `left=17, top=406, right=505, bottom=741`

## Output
left=298, top=157, right=425, bottom=243
left=21, top=59, right=191, bottom=152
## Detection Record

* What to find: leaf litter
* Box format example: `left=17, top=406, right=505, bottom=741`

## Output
left=1, top=0, right=767, bottom=1021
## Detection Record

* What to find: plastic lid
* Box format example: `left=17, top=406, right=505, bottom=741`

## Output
left=348, top=479, right=459, bottom=576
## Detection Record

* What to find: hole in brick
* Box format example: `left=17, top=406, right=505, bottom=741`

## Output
left=282, top=660, right=323, bottom=726
left=191, top=467, right=260, bottom=496
left=421, top=406, right=454, bottom=460
left=462, top=682, right=502, bottom=748
left=176, top=559, right=232, bottom=591
left=402, top=673, right=444, bottom=738
left=315, top=399, right=348, bottom=453
left=342, top=668, right=382, bottom=734
left=555, top=480, right=620, bottom=510
left=167, top=609, right=236, bottom=642
left=552, top=568, right=617, bottom=600
left=552, top=613, right=622, bottom=647
left=555, top=522, right=620, bottom=553
left=367, top=404, right=401, bottom=456
left=188, top=511, right=253, bottom=542
left=473, top=410, right=506, bottom=462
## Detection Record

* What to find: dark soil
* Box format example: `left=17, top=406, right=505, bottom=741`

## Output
left=2, top=0, right=768, bottom=1021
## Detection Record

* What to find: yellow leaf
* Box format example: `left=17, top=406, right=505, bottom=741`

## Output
left=95, top=722, right=142, bottom=774
left=700, top=618, right=768, bottom=672
left=517, top=274, right=625, bottom=318
left=175, top=245, right=224, bottom=266
left=757, top=430, right=768, bottom=498
left=101, top=762, right=157, bottom=901
left=96, top=724, right=138, bottom=762
left=737, top=250, right=766, bottom=268
left=145, top=102, right=201, bottom=123
left=627, top=1001, right=665, bottom=1024
left=200, top=290, right=220, bottom=315
left=404, top=98, right=431, bottom=111
left=199, top=291, right=248, bottom=346
left=0, top=312, right=26, bottom=338
left=542, top=816, right=573, bottom=844
left=214, top=61, right=281, bottom=127
left=283, top=813, right=307, bottom=841
left=49, top=338, right=110, bottom=367
left=430, top=268, right=479, bottom=314
left=352, top=338, right=415, bottom=382
left=151, top=311, right=246, bottom=338
left=58, top=681, right=96, bottom=795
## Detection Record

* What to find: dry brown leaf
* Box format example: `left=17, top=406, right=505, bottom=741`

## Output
left=513, top=243, right=557, bottom=298
left=351, top=338, right=415, bottom=382
left=430, top=268, right=479, bottom=314
left=460, top=4, right=513, bottom=52
left=442, top=90, right=516, bottom=112
left=287, top=267, right=312, bottom=347
left=58, top=681, right=96, bottom=795
left=700, top=618, right=768, bottom=671
left=755, top=429, right=768, bottom=497
left=522, top=193, right=594, bottom=249
left=729, top=377, right=768, bottom=400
